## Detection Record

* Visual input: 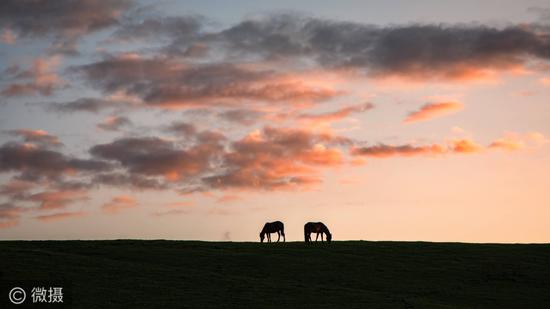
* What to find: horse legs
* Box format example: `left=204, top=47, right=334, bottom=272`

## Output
left=321, top=233, right=324, bottom=242
left=315, top=233, right=319, bottom=242
left=268, top=233, right=271, bottom=243
left=277, top=231, right=280, bottom=242
left=282, top=231, right=285, bottom=242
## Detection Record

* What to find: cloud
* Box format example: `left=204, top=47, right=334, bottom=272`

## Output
left=97, top=116, right=132, bottom=131
left=89, top=136, right=224, bottom=181
left=526, top=131, right=550, bottom=146
left=350, top=139, right=484, bottom=157
left=29, top=190, right=89, bottom=210
left=111, top=15, right=204, bottom=43
left=217, top=109, right=265, bottom=125
left=1, top=29, right=16, bottom=44
left=92, top=173, right=167, bottom=190
left=540, top=76, right=550, bottom=86
left=6, top=129, right=62, bottom=147
left=298, top=103, right=374, bottom=123
left=201, top=126, right=350, bottom=190
left=0, top=0, right=134, bottom=54
left=450, top=139, right=484, bottom=153
left=489, top=131, right=549, bottom=150
left=1, top=57, right=64, bottom=97
left=36, top=211, right=87, bottom=222
left=48, top=98, right=120, bottom=113
left=351, top=143, right=446, bottom=157
left=102, top=195, right=136, bottom=214
left=352, top=132, right=545, bottom=159
left=74, top=55, right=340, bottom=108
left=0, top=202, right=26, bottom=228
left=488, top=138, right=524, bottom=151
left=0, top=142, right=111, bottom=178
left=404, top=102, right=463, bottom=123
left=159, top=14, right=550, bottom=81
left=216, top=194, right=242, bottom=203
left=164, top=121, right=197, bottom=136
left=0, top=179, right=35, bottom=200
left=152, top=209, right=190, bottom=216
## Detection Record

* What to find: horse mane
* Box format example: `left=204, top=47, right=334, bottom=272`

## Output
left=260, top=223, right=269, bottom=235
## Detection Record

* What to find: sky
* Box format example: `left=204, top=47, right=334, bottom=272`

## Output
left=1, top=0, right=550, bottom=242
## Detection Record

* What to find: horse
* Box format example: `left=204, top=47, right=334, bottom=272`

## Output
left=260, top=221, right=285, bottom=243
left=304, top=222, right=332, bottom=243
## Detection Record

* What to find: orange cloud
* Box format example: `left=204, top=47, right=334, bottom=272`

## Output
left=202, top=126, right=350, bottom=191
left=404, top=102, right=464, bottom=123
left=102, top=195, right=137, bottom=214
left=450, top=139, right=484, bottom=153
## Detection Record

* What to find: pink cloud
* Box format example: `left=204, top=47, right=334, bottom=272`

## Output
left=36, top=211, right=87, bottom=222
left=404, top=102, right=464, bottom=123
left=7, top=129, right=62, bottom=147
left=29, top=190, right=89, bottom=210
left=1, top=29, right=16, bottom=44
left=102, top=195, right=137, bottom=214
left=216, top=194, right=242, bottom=203
left=1, top=57, right=64, bottom=97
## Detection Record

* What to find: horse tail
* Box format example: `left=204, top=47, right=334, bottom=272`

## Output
left=304, top=224, right=308, bottom=242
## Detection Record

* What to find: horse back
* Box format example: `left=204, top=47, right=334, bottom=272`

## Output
left=305, top=222, right=323, bottom=233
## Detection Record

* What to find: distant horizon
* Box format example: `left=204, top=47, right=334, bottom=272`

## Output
left=2, top=238, right=550, bottom=245
left=1, top=0, right=550, bottom=243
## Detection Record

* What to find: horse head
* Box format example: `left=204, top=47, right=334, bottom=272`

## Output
left=260, top=232, right=265, bottom=243
left=326, top=232, right=332, bottom=243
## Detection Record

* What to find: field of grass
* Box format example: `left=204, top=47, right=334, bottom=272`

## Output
left=1, top=240, right=550, bottom=308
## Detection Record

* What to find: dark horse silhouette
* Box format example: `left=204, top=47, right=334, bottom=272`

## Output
left=260, top=221, right=285, bottom=243
left=304, top=222, right=332, bottom=243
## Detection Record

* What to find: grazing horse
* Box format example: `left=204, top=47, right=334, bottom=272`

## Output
left=304, top=222, right=332, bottom=243
left=260, top=221, right=285, bottom=243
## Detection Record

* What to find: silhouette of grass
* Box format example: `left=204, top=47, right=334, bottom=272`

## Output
left=1, top=240, right=550, bottom=308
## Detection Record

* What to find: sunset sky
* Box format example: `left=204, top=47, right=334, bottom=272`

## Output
left=1, top=0, right=550, bottom=242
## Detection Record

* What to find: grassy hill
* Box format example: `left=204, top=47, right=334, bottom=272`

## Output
left=1, top=240, right=550, bottom=308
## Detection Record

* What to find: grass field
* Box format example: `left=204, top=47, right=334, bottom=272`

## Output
left=1, top=240, right=550, bottom=308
